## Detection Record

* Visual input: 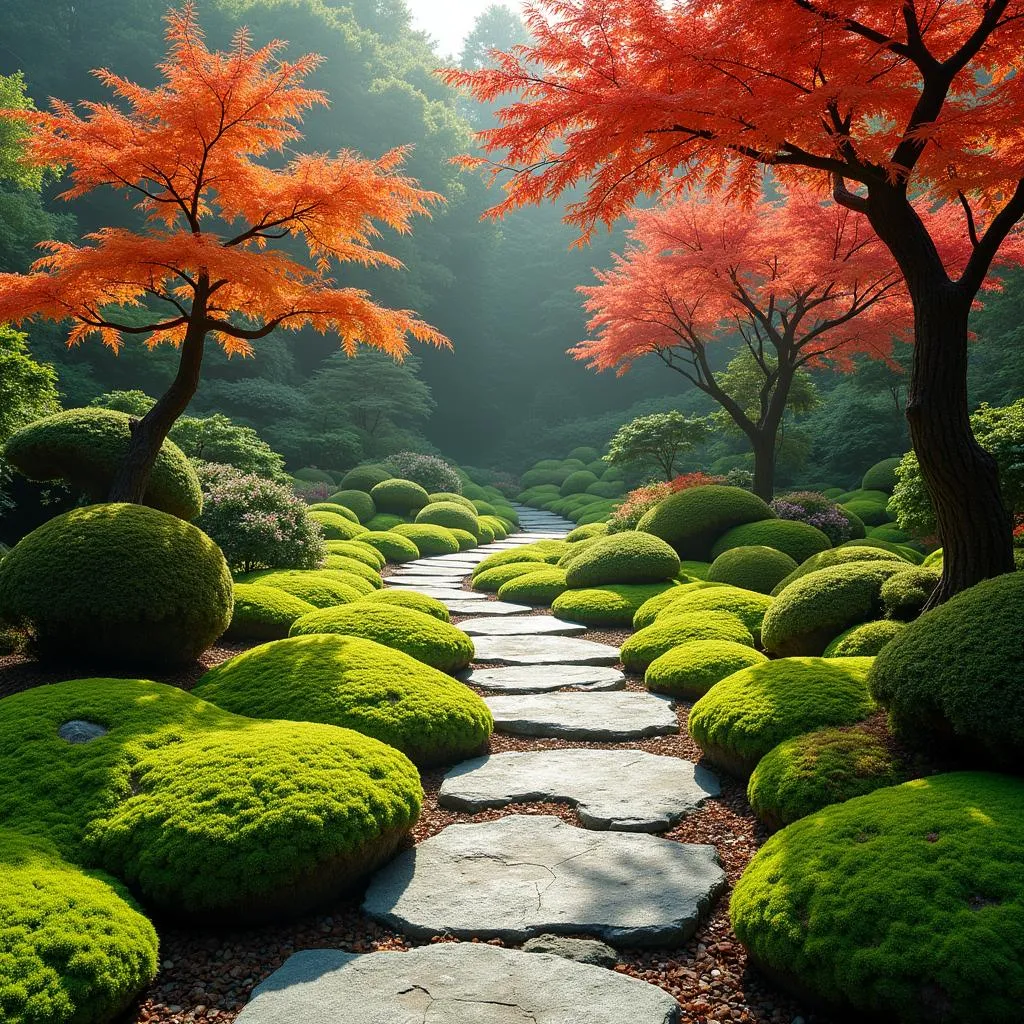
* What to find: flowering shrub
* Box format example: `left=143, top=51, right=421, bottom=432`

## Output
left=771, top=491, right=852, bottom=546
left=610, top=472, right=725, bottom=533
left=1014, top=516, right=1024, bottom=548
left=385, top=451, right=462, bottom=494
left=725, top=467, right=755, bottom=490
left=195, top=463, right=327, bottom=573
left=291, top=479, right=331, bottom=504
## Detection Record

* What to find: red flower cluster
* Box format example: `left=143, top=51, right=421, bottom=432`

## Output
left=610, top=472, right=724, bottom=532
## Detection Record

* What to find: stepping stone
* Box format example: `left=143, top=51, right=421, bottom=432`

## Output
left=440, top=749, right=719, bottom=831
left=391, top=565, right=473, bottom=577
left=425, top=553, right=490, bottom=564
left=363, top=815, right=726, bottom=946
left=471, top=634, right=620, bottom=666
left=235, top=942, right=681, bottom=1024
left=485, top=692, right=678, bottom=741
left=456, top=615, right=587, bottom=637
left=522, top=934, right=619, bottom=968
left=459, top=665, right=626, bottom=693
left=445, top=600, right=533, bottom=617
left=385, top=587, right=490, bottom=601
left=385, top=577, right=470, bottom=589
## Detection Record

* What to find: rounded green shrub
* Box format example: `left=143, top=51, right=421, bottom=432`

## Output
left=353, top=588, right=449, bottom=622
left=0, top=677, right=423, bottom=919
left=689, top=656, right=876, bottom=777
left=567, top=522, right=609, bottom=542
left=520, top=468, right=569, bottom=489
left=339, top=464, right=392, bottom=492
left=923, top=548, right=944, bottom=567
left=497, top=567, right=569, bottom=606
left=323, top=540, right=386, bottom=569
left=569, top=446, right=600, bottom=462
left=473, top=541, right=570, bottom=576
left=415, top=501, right=480, bottom=535
left=731, top=772, right=1024, bottom=1022
left=824, top=619, right=906, bottom=657
left=880, top=566, right=941, bottom=620
left=563, top=532, right=681, bottom=587
left=195, top=635, right=491, bottom=766
left=0, top=504, right=232, bottom=667
left=585, top=481, right=622, bottom=499
left=632, top=580, right=723, bottom=628
left=370, top=478, right=430, bottom=515
left=293, top=467, right=335, bottom=485
left=471, top=499, right=498, bottom=517
left=560, top=470, right=599, bottom=496
left=711, top=519, right=831, bottom=565
left=472, top=561, right=550, bottom=593
left=621, top=610, right=755, bottom=674
left=838, top=488, right=891, bottom=505
left=360, top=530, right=420, bottom=563
left=638, top=485, right=775, bottom=560
left=241, top=570, right=363, bottom=608
left=643, top=584, right=773, bottom=640
left=861, top=457, right=902, bottom=493
left=309, top=509, right=367, bottom=541
left=870, top=572, right=1024, bottom=768
left=428, top=492, right=477, bottom=513
left=308, top=502, right=360, bottom=522
left=644, top=640, right=768, bottom=699
left=841, top=499, right=891, bottom=526
left=366, top=513, right=406, bottom=531
left=746, top=726, right=904, bottom=831
left=226, top=583, right=316, bottom=642
left=391, top=523, right=460, bottom=557
left=707, top=546, right=798, bottom=594
left=770, top=545, right=907, bottom=595
left=842, top=537, right=924, bottom=564
left=314, top=555, right=381, bottom=588
left=326, top=490, right=376, bottom=523
left=449, top=527, right=480, bottom=550
left=478, top=515, right=509, bottom=540
left=867, top=524, right=912, bottom=544
left=761, top=562, right=906, bottom=657
left=0, top=831, right=159, bottom=1024
left=679, top=559, right=712, bottom=580
left=3, top=408, right=202, bottom=520
left=290, top=604, right=474, bottom=672
left=474, top=522, right=495, bottom=545
left=551, top=582, right=679, bottom=627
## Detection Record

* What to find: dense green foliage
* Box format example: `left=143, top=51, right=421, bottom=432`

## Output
left=770, top=546, right=907, bottom=595
left=472, top=561, right=551, bottom=593
left=239, top=570, right=363, bottom=608
left=621, top=610, right=755, bottom=673
left=604, top=411, right=709, bottom=481
left=563, top=532, right=681, bottom=587
left=340, top=465, right=392, bottom=493
left=359, top=530, right=421, bottom=563
left=497, top=566, right=569, bottom=605
left=861, top=457, right=902, bottom=492
left=390, top=522, right=460, bottom=556
left=551, top=582, right=679, bottom=627
left=645, top=640, right=768, bottom=700
left=308, top=509, right=368, bottom=541
left=879, top=566, right=941, bottom=620
left=353, top=588, right=449, bottom=622
left=473, top=540, right=569, bottom=576
left=370, top=478, right=431, bottom=515
left=711, top=519, right=832, bottom=564
left=327, top=490, right=376, bottom=523
left=226, top=583, right=317, bottom=642
left=636, top=585, right=773, bottom=640
left=824, top=619, right=906, bottom=657
left=415, top=501, right=479, bottom=535
left=707, top=546, right=798, bottom=595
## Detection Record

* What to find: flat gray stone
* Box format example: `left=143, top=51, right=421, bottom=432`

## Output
left=385, top=586, right=490, bottom=601
left=386, top=577, right=471, bottom=589
left=421, top=553, right=490, bottom=565
left=58, top=720, right=109, bottom=744
left=439, top=749, right=718, bottom=831
left=459, top=665, right=626, bottom=693
left=522, top=934, right=619, bottom=968
left=236, top=942, right=680, bottom=1024
left=391, top=565, right=474, bottom=577
left=457, top=615, right=587, bottom=637
left=445, top=600, right=533, bottom=617
left=471, top=635, right=620, bottom=666
left=363, top=815, right=725, bottom=946
left=485, top=692, right=678, bottom=741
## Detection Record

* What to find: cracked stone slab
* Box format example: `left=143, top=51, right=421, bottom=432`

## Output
left=485, top=692, right=678, bottom=741
left=363, top=815, right=725, bottom=947
left=458, top=665, right=626, bottom=693
left=471, top=635, right=620, bottom=666
left=445, top=600, right=533, bottom=617
left=457, top=615, right=588, bottom=638
left=439, top=749, right=718, bottom=831
left=235, top=942, right=680, bottom=1024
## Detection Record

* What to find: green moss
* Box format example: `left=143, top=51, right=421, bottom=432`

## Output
left=472, top=561, right=551, bottom=593
left=841, top=499, right=891, bottom=526
left=497, top=567, right=569, bottom=606
left=621, top=610, right=755, bottom=673
left=478, top=515, right=509, bottom=540
left=551, top=582, right=679, bottom=627
left=644, top=640, right=768, bottom=699
left=567, top=522, right=609, bottom=542
left=562, top=532, right=680, bottom=587
left=308, top=502, right=360, bottom=523
left=226, top=583, right=317, bottom=642
left=560, top=470, right=600, bottom=496
left=770, top=546, right=908, bottom=595
left=353, top=589, right=449, bottom=622
left=360, top=530, right=420, bottom=563
left=309, top=509, right=368, bottom=541
left=637, top=485, right=775, bottom=560
left=923, top=548, right=944, bottom=567
left=289, top=603, right=474, bottom=672
left=428, top=492, right=476, bottom=512
left=861, top=457, right=902, bottom=492
left=3, top=408, right=202, bottom=521
left=0, top=677, right=422, bottom=918
left=309, top=555, right=381, bottom=588
left=688, top=657, right=876, bottom=777
left=293, top=467, right=335, bottom=485
left=679, top=560, right=712, bottom=580
left=365, top=513, right=406, bottom=531
left=746, top=726, right=904, bottom=830
left=473, top=541, right=570, bottom=577
left=338, top=464, right=392, bottom=492
left=731, top=772, right=1024, bottom=1022
left=325, top=490, right=376, bottom=523
left=824, top=619, right=906, bottom=657
left=0, top=831, right=159, bottom=1024
left=239, top=570, right=363, bottom=608
left=707, top=546, right=798, bottom=595
left=632, top=581, right=723, bottom=628
left=370, top=478, right=430, bottom=514
left=841, top=538, right=924, bottom=563
left=449, top=527, right=480, bottom=550
left=390, top=523, right=460, bottom=556
left=0, top=504, right=232, bottom=667
left=195, top=635, right=492, bottom=766
left=762, top=562, right=906, bottom=657
left=643, top=585, right=773, bottom=641
left=711, top=519, right=831, bottom=564
left=415, top=501, right=480, bottom=535
left=323, top=540, right=386, bottom=569
left=880, top=567, right=941, bottom=620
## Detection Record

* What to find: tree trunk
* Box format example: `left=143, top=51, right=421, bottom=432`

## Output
left=751, top=431, right=776, bottom=502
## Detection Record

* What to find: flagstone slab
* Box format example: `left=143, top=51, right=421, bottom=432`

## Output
left=456, top=615, right=588, bottom=637
left=384, top=586, right=490, bottom=601
left=485, top=692, right=678, bottom=741
left=471, top=634, right=620, bottom=666
left=445, top=600, right=534, bottom=617
left=385, top=577, right=472, bottom=589
left=458, top=665, right=626, bottom=693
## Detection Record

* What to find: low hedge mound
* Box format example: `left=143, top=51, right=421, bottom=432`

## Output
left=472, top=561, right=550, bottom=593
left=645, top=640, right=768, bottom=700
left=323, top=540, right=386, bottom=570
left=473, top=541, right=569, bottom=577
left=880, top=566, right=941, bottom=620
left=339, top=464, right=392, bottom=492
left=365, top=513, right=406, bottom=532
left=309, top=509, right=368, bottom=541
left=621, top=610, right=755, bottom=674
left=308, top=502, right=360, bottom=523
left=707, top=546, right=798, bottom=595
left=824, top=619, right=906, bottom=657
left=390, top=523, right=460, bottom=557
left=551, top=582, right=679, bottom=628
left=567, top=523, right=609, bottom=542
left=559, top=470, right=599, bottom=496
left=842, top=538, right=924, bottom=564
left=226, top=583, right=317, bottom=642
left=860, top=457, right=902, bottom=493
left=428, top=492, right=477, bottom=512
left=352, top=589, right=449, bottom=622
left=641, top=585, right=773, bottom=641
left=415, top=501, right=480, bottom=535
left=711, top=519, right=832, bottom=565
left=497, top=567, right=569, bottom=606
left=841, top=498, right=891, bottom=526
left=369, top=478, right=430, bottom=515
left=563, top=532, right=681, bottom=587
left=450, top=527, right=481, bottom=550
left=359, top=530, right=420, bottom=563
left=770, top=545, right=906, bottom=595
left=326, top=490, right=376, bottom=523
left=242, top=570, right=363, bottom=608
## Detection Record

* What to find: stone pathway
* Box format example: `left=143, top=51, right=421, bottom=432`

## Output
left=484, top=691, right=679, bottom=740
left=456, top=614, right=588, bottom=637
left=471, top=634, right=622, bottom=666
left=459, top=664, right=627, bottom=692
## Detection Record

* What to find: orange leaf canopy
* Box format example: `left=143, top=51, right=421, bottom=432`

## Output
left=0, top=3, right=448, bottom=357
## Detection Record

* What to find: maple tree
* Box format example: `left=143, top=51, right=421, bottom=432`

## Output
left=575, top=188, right=911, bottom=498
left=0, top=3, right=446, bottom=504
left=444, top=0, right=1024, bottom=602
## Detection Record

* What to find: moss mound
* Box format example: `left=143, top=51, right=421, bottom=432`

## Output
left=824, top=619, right=906, bottom=657
left=309, top=509, right=368, bottom=541
left=0, top=504, right=232, bottom=667
left=707, top=546, right=798, bottom=595
left=289, top=603, right=474, bottom=672
left=226, top=583, right=317, bottom=642
left=293, top=468, right=335, bottom=485
left=0, top=831, right=159, bottom=1024
left=0, top=678, right=422, bottom=919
left=640, top=585, right=773, bottom=640
left=731, top=772, right=1024, bottom=1022
left=365, top=513, right=406, bottom=532
left=242, top=570, right=364, bottom=608
left=415, top=501, right=480, bottom=535
left=370, top=478, right=430, bottom=515
left=390, top=523, right=460, bottom=557
left=637, top=485, right=774, bottom=560
left=567, top=522, right=609, bottom=542
left=770, top=545, right=907, bottom=595
left=448, top=527, right=480, bottom=550
left=870, top=572, right=1024, bottom=769
left=711, top=519, right=831, bottom=565
left=308, top=555, right=381, bottom=589
left=473, top=541, right=569, bottom=576
left=842, top=537, right=924, bottom=564
left=478, top=515, right=509, bottom=540
left=3, top=408, right=202, bottom=521
left=645, top=640, right=768, bottom=700
left=562, top=532, right=680, bottom=587
left=551, top=582, right=679, bottom=627
left=746, top=726, right=904, bottom=831
left=860, top=457, right=902, bottom=492
left=360, top=530, right=421, bottom=563
left=497, top=567, right=569, bottom=606
left=621, top=610, right=754, bottom=674
left=326, top=490, right=376, bottom=523
left=678, top=560, right=713, bottom=580
left=880, top=566, right=941, bottom=620
left=195, top=635, right=491, bottom=766
left=841, top=498, right=891, bottom=526
left=323, top=540, right=386, bottom=570
left=688, top=657, right=876, bottom=777
left=338, top=464, right=392, bottom=492
left=308, top=502, right=360, bottom=523
left=472, top=561, right=550, bottom=593
left=560, top=470, right=600, bottom=496
left=353, top=588, right=449, bottom=622
left=428, top=492, right=476, bottom=512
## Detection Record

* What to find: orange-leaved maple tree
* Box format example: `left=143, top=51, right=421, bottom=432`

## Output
left=0, top=3, right=447, bottom=504
left=574, top=187, right=912, bottom=500
left=443, top=0, right=1024, bottom=602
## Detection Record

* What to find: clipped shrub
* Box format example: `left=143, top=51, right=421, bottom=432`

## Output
left=478, top=515, right=509, bottom=540
left=384, top=452, right=461, bottom=494
left=770, top=545, right=907, bottom=595
left=632, top=580, right=722, bottom=628
left=520, top=467, right=570, bottom=489
left=567, top=522, right=609, bottom=542
left=497, top=567, right=569, bottom=606
left=293, top=467, right=335, bottom=485
left=323, top=540, right=386, bottom=569
left=923, top=548, right=944, bottom=567
left=471, top=499, right=498, bottom=517
left=569, top=446, right=600, bottom=462
left=824, top=619, right=906, bottom=657
left=195, top=635, right=491, bottom=766
left=308, top=502, right=359, bottom=522
left=707, top=546, right=798, bottom=595
left=761, top=562, right=906, bottom=657
left=560, top=470, right=599, bottom=496
left=880, top=566, right=941, bottom=619
left=644, top=640, right=768, bottom=699
left=841, top=499, right=891, bottom=526
left=747, top=726, right=904, bottom=831
left=562, top=532, right=681, bottom=587
left=428, top=492, right=476, bottom=513
left=339, top=464, right=392, bottom=492
left=473, top=561, right=550, bottom=593
left=365, top=513, right=406, bottom=531
left=679, top=560, right=713, bottom=580
left=551, top=582, right=679, bottom=627
left=841, top=537, right=924, bottom=564
left=473, top=541, right=569, bottom=576
left=3, top=408, right=202, bottom=520
left=639, top=584, right=773, bottom=640
left=731, top=773, right=1024, bottom=1022
left=711, top=518, right=831, bottom=564
left=770, top=491, right=853, bottom=546
left=353, top=589, right=449, bottom=622
left=326, top=489, right=376, bottom=523
left=868, top=524, right=912, bottom=544
left=290, top=604, right=474, bottom=672
left=298, top=567, right=377, bottom=596
left=0, top=504, right=232, bottom=667
left=226, top=583, right=316, bottom=642
left=837, top=488, right=891, bottom=505
left=391, top=523, right=460, bottom=557
left=449, top=527, right=480, bottom=550
left=637, top=484, right=774, bottom=559
left=240, top=570, right=363, bottom=608
left=309, top=509, right=368, bottom=541
left=370, top=478, right=430, bottom=515
left=621, top=610, right=755, bottom=674
left=311, top=555, right=381, bottom=589
left=861, top=457, right=902, bottom=493
left=689, top=657, right=876, bottom=777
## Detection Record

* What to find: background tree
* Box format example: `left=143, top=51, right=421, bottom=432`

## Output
left=605, top=411, right=708, bottom=482
left=0, top=4, right=446, bottom=504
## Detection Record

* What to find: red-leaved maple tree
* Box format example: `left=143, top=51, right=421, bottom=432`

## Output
left=575, top=187, right=912, bottom=499
left=443, top=0, right=1024, bottom=602
left=0, top=3, right=447, bottom=502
